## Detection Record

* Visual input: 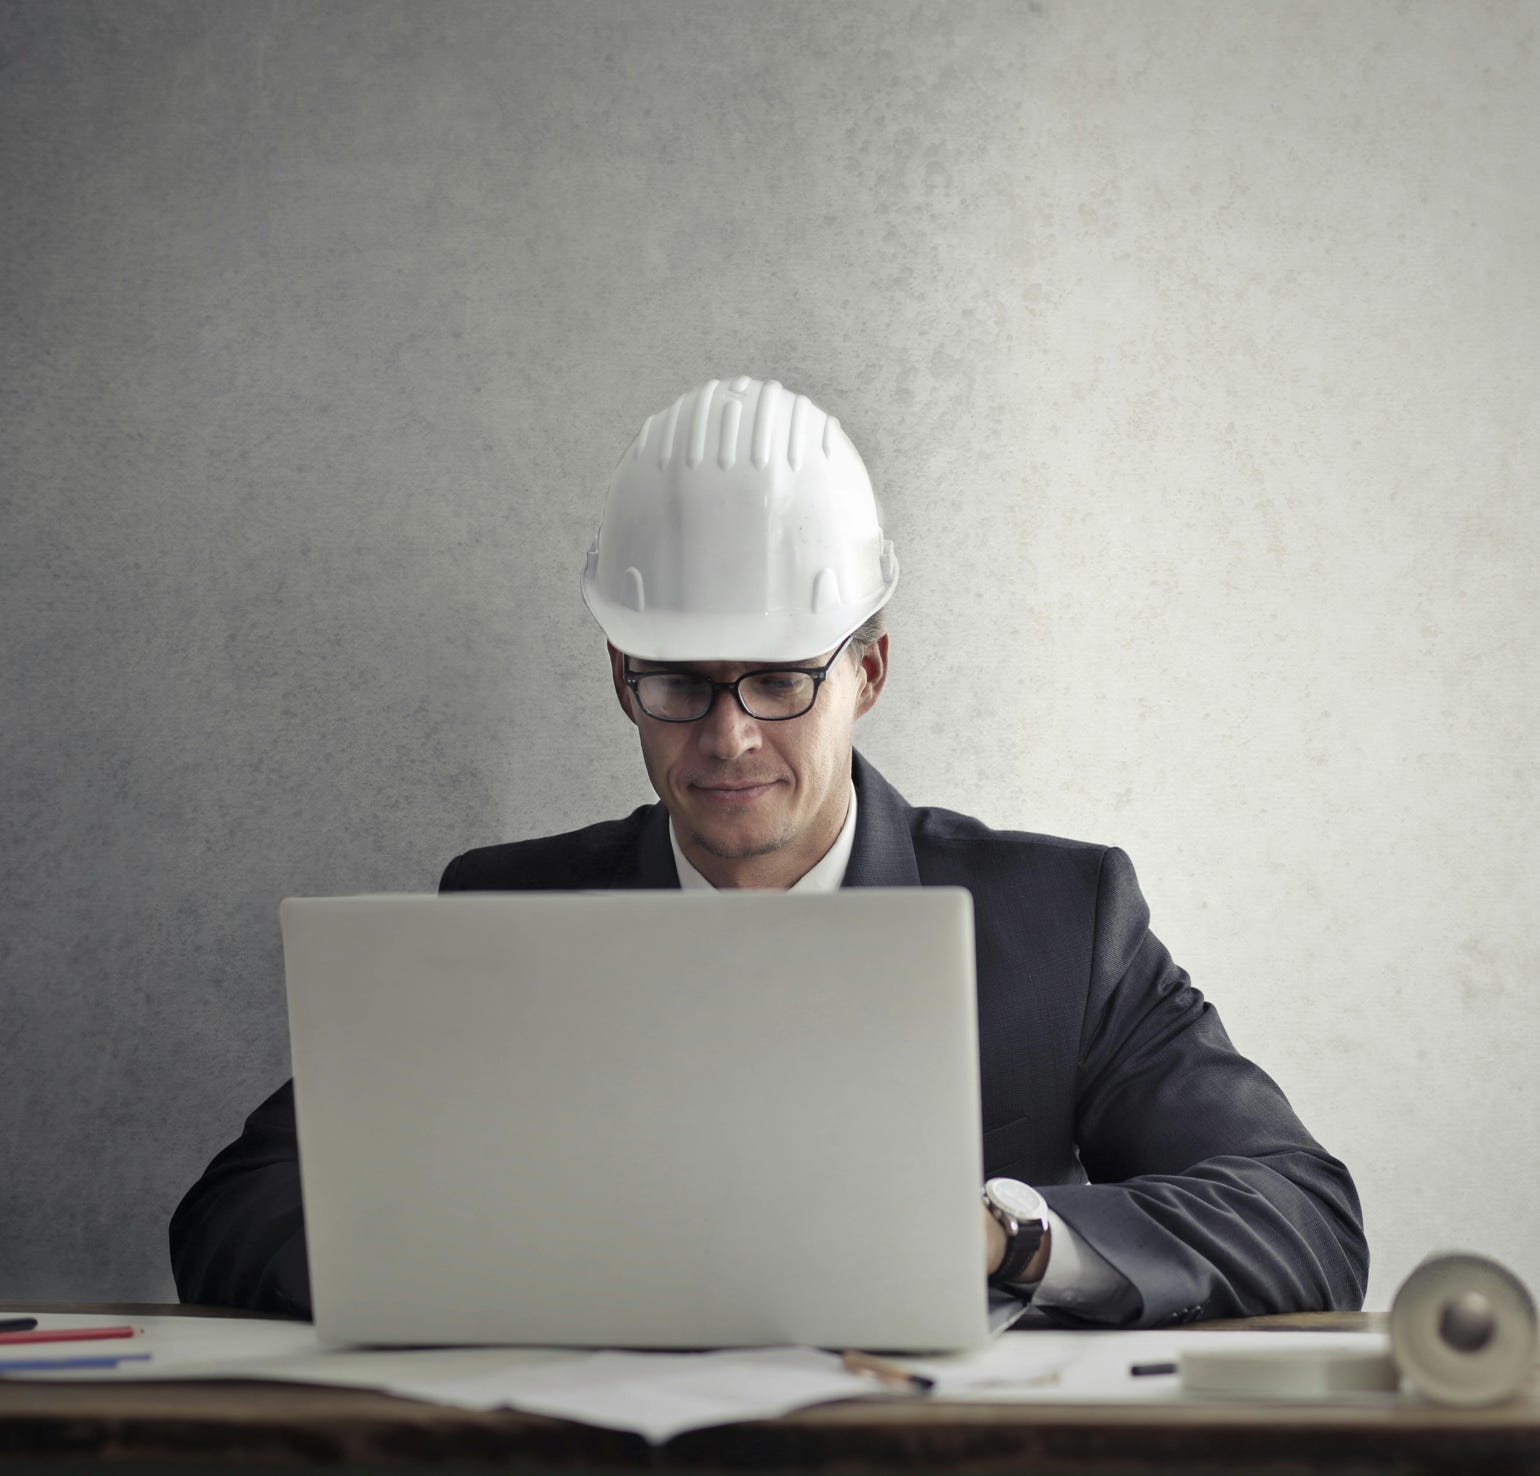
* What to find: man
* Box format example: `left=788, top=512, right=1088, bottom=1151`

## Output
left=171, top=376, right=1368, bottom=1325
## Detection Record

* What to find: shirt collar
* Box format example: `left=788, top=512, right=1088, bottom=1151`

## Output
left=669, top=783, right=858, bottom=893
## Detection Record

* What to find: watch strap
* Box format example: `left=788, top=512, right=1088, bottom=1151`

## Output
left=989, top=1216, right=1047, bottom=1290
left=984, top=1181, right=1049, bottom=1292
left=991, top=1226, right=1041, bottom=1294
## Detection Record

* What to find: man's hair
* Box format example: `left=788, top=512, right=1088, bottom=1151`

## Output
left=845, top=606, right=887, bottom=665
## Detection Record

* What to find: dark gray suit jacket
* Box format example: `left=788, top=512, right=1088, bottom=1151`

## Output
left=170, top=752, right=1368, bottom=1325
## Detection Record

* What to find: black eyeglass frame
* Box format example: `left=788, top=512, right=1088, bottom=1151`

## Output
left=622, top=634, right=855, bottom=723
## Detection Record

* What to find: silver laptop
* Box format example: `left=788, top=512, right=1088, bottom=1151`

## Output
left=280, top=888, right=993, bottom=1351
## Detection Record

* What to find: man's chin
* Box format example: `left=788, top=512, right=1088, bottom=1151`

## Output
left=689, top=823, right=787, bottom=862
left=677, top=803, right=790, bottom=863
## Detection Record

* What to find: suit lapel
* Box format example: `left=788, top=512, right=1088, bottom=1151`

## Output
left=844, top=751, right=922, bottom=888
left=612, top=803, right=680, bottom=888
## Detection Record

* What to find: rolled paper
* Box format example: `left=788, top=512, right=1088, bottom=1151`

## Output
left=1389, top=1251, right=1538, bottom=1408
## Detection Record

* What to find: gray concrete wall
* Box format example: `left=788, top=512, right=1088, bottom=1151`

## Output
left=3, top=0, right=1536, bottom=1310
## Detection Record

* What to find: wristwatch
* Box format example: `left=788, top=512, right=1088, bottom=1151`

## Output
left=983, top=1177, right=1049, bottom=1292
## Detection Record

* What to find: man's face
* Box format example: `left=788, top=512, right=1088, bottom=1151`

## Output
left=608, top=636, right=888, bottom=889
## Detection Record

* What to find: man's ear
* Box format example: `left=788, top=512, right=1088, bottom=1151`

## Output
left=853, top=632, right=889, bottom=720
left=608, top=642, right=638, bottom=726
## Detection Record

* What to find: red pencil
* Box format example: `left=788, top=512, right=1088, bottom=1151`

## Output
left=0, top=1325, right=140, bottom=1346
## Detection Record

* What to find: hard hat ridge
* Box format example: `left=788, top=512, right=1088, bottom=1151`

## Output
left=583, top=377, right=898, bottom=663
left=631, top=377, right=842, bottom=478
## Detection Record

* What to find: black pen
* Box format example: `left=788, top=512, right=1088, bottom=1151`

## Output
left=1130, top=1361, right=1178, bottom=1377
left=0, top=1319, right=39, bottom=1334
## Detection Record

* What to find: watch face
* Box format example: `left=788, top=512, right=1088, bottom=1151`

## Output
left=986, top=1177, right=1045, bottom=1223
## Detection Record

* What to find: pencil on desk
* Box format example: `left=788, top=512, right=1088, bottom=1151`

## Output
left=840, top=1350, right=935, bottom=1393
left=0, top=1354, right=152, bottom=1372
left=0, top=1326, right=141, bottom=1347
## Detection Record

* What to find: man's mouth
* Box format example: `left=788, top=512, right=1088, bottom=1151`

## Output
left=690, top=779, right=780, bottom=805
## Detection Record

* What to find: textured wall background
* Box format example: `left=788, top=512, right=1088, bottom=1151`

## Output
left=3, top=0, right=1536, bottom=1312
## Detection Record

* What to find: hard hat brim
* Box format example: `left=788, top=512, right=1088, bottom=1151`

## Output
left=582, top=575, right=896, bottom=664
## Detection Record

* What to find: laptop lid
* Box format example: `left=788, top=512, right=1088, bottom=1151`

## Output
left=281, top=889, right=990, bottom=1350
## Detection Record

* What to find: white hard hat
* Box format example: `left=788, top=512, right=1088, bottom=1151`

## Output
left=582, top=376, right=899, bottom=662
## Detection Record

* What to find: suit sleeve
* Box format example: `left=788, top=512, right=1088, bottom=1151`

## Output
left=168, top=856, right=482, bottom=1312
left=168, top=1078, right=311, bottom=1315
left=1034, top=847, right=1369, bottom=1328
left=169, top=860, right=484, bottom=1311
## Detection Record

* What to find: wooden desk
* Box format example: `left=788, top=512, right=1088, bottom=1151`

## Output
left=1, top=1305, right=1536, bottom=1475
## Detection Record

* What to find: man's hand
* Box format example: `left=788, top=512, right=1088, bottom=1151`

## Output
left=983, top=1202, right=1051, bottom=1285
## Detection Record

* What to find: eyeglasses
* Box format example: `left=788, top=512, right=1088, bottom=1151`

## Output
left=623, top=636, right=853, bottom=723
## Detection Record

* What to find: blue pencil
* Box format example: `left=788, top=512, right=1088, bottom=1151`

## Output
left=0, top=1354, right=153, bottom=1372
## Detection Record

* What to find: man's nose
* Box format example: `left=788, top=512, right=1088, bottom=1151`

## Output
left=694, top=687, right=761, bottom=758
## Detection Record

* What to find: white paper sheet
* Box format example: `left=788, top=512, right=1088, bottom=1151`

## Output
left=0, top=1312, right=882, bottom=1443
left=387, top=1347, right=887, bottom=1442
left=0, top=1310, right=1402, bottom=1446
